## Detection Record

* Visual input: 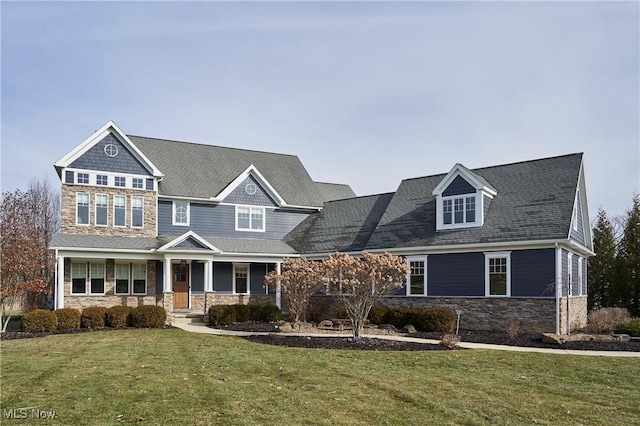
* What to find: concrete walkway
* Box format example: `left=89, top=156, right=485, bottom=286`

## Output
left=172, top=321, right=640, bottom=358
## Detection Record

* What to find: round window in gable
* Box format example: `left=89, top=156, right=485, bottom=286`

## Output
left=104, top=144, right=119, bottom=157
left=245, top=183, right=257, bottom=195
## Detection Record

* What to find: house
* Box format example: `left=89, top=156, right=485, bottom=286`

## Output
left=50, top=121, right=593, bottom=333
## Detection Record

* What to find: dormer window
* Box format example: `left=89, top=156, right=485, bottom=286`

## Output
left=432, top=163, right=497, bottom=231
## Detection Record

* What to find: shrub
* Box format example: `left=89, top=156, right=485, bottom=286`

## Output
left=253, top=305, right=282, bottom=322
left=131, top=305, right=166, bottom=328
left=335, top=306, right=348, bottom=319
left=106, top=306, right=134, bottom=328
left=81, top=307, right=107, bottom=328
left=585, top=307, right=631, bottom=334
left=439, top=333, right=461, bottom=349
left=412, top=307, right=455, bottom=332
left=367, top=305, right=390, bottom=325
left=22, top=309, right=58, bottom=333
left=615, top=318, right=640, bottom=337
left=388, top=307, right=414, bottom=328
left=208, top=305, right=236, bottom=326
left=234, top=304, right=251, bottom=323
left=505, top=319, right=520, bottom=340
left=55, top=308, right=81, bottom=330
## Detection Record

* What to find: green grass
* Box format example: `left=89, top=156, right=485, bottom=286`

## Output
left=1, top=329, right=639, bottom=425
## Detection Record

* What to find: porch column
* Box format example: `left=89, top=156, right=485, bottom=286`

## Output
left=276, top=261, right=282, bottom=309
left=204, top=260, right=213, bottom=292
left=56, top=256, right=65, bottom=309
left=163, top=257, right=172, bottom=293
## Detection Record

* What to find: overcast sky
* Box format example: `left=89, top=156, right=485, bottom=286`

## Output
left=2, top=1, right=638, bottom=219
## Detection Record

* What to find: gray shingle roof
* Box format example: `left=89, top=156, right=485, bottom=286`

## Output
left=315, top=182, right=357, bottom=202
left=50, top=234, right=159, bottom=250
left=287, top=154, right=583, bottom=253
left=129, top=135, right=328, bottom=207
left=51, top=233, right=297, bottom=255
left=284, top=193, right=394, bottom=253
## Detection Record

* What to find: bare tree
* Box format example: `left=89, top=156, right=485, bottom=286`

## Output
left=323, top=252, right=408, bottom=342
left=265, top=257, right=324, bottom=323
left=1, top=179, right=60, bottom=331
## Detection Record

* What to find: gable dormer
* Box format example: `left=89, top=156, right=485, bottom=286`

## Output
left=432, top=164, right=497, bottom=231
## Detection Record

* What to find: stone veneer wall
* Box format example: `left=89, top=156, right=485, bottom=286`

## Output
left=63, top=259, right=161, bottom=310
left=60, top=184, right=156, bottom=237
left=559, top=296, right=588, bottom=334
left=306, top=295, right=558, bottom=333
left=190, top=294, right=276, bottom=315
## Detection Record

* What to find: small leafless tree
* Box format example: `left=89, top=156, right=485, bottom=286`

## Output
left=322, top=252, right=408, bottom=342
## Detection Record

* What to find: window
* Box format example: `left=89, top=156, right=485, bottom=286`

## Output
left=131, top=196, right=143, bottom=228
left=115, top=176, right=126, bottom=187
left=132, top=178, right=143, bottom=189
left=96, top=175, right=108, bottom=186
left=443, top=199, right=452, bottom=225
left=465, top=196, right=475, bottom=222
left=173, top=201, right=190, bottom=226
left=71, top=263, right=87, bottom=294
left=115, top=264, right=130, bottom=294
left=572, top=192, right=579, bottom=231
left=132, top=264, right=147, bottom=294
left=90, top=263, right=105, bottom=294
left=77, top=173, right=89, bottom=184
left=236, top=206, right=264, bottom=231
left=95, top=194, right=108, bottom=226
left=567, top=253, right=573, bottom=297
left=76, top=192, right=90, bottom=225
left=114, top=195, right=126, bottom=227
left=104, top=143, right=118, bottom=157
left=234, top=264, right=249, bottom=294
left=485, top=252, right=511, bottom=297
left=407, top=258, right=426, bottom=295
left=577, top=257, right=583, bottom=297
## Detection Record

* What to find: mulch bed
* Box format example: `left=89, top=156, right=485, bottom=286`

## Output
left=240, top=334, right=458, bottom=351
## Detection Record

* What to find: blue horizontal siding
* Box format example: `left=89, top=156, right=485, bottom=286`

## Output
left=428, top=252, right=484, bottom=296
left=250, top=264, right=269, bottom=294
left=191, top=262, right=204, bottom=293
left=511, top=249, right=555, bottom=297
left=570, top=192, right=585, bottom=245
left=158, top=200, right=308, bottom=239
left=213, top=262, right=233, bottom=292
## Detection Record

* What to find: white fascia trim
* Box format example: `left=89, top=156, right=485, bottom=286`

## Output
left=215, top=254, right=299, bottom=263
left=565, top=239, right=595, bottom=258
left=432, top=163, right=497, bottom=196
left=578, top=161, right=593, bottom=251
left=214, top=164, right=285, bottom=206
left=54, top=121, right=163, bottom=178
left=157, top=231, right=221, bottom=253
left=366, top=239, right=563, bottom=256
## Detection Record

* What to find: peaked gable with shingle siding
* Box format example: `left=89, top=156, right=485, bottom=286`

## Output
left=69, top=133, right=153, bottom=176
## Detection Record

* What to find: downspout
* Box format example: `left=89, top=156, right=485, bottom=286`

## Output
left=555, top=243, right=560, bottom=335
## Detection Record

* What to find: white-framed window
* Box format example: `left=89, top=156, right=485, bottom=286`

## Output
left=443, top=199, right=453, bottom=225
left=233, top=264, right=250, bottom=294
left=115, top=263, right=130, bottom=295
left=71, top=262, right=87, bottom=294
left=77, top=172, right=89, bottom=184
left=577, top=256, right=583, bottom=296
left=131, top=196, right=144, bottom=228
left=132, top=178, right=143, bottom=189
left=96, top=175, right=108, bottom=186
left=173, top=201, right=190, bottom=226
left=76, top=192, right=90, bottom=225
left=115, top=176, right=126, bottom=187
left=406, top=256, right=427, bottom=296
left=572, top=191, right=579, bottom=231
left=90, top=263, right=105, bottom=294
left=95, top=194, right=108, bottom=226
left=114, top=195, right=126, bottom=227
left=485, top=251, right=511, bottom=297
left=235, top=206, right=265, bottom=232
left=132, top=263, right=147, bottom=295
left=567, top=252, right=573, bottom=296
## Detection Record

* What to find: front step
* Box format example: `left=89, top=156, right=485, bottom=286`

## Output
left=173, top=312, right=205, bottom=324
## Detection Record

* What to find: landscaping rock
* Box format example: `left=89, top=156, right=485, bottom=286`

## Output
left=541, top=333, right=567, bottom=345
left=403, top=324, right=417, bottom=334
left=279, top=323, right=293, bottom=332
left=318, top=320, right=333, bottom=329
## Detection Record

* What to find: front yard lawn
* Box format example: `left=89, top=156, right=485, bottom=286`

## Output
left=1, top=328, right=639, bottom=425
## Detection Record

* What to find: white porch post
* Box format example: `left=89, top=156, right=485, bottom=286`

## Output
left=205, top=260, right=213, bottom=292
left=163, top=257, right=172, bottom=292
left=56, top=256, right=65, bottom=309
left=276, top=261, right=282, bottom=309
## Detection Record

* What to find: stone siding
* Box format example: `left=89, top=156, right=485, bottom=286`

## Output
left=61, top=184, right=156, bottom=237
left=306, top=295, right=558, bottom=333
left=559, top=296, right=588, bottom=333
left=63, top=295, right=162, bottom=311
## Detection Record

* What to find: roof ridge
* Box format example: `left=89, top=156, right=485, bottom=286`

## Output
left=400, top=152, right=583, bottom=183
left=128, top=134, right=300, bottom=159
left=323, top=191, right=395, bottom=204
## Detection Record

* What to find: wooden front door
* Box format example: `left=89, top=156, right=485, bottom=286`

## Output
left=173, top=263, right=189, bottom=309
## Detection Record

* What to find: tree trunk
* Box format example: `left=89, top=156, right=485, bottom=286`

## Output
left=352, top=316, right=364, bottom=342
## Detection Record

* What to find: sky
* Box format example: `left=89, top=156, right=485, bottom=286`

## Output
left=1, top=1, right=638, bottom=220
